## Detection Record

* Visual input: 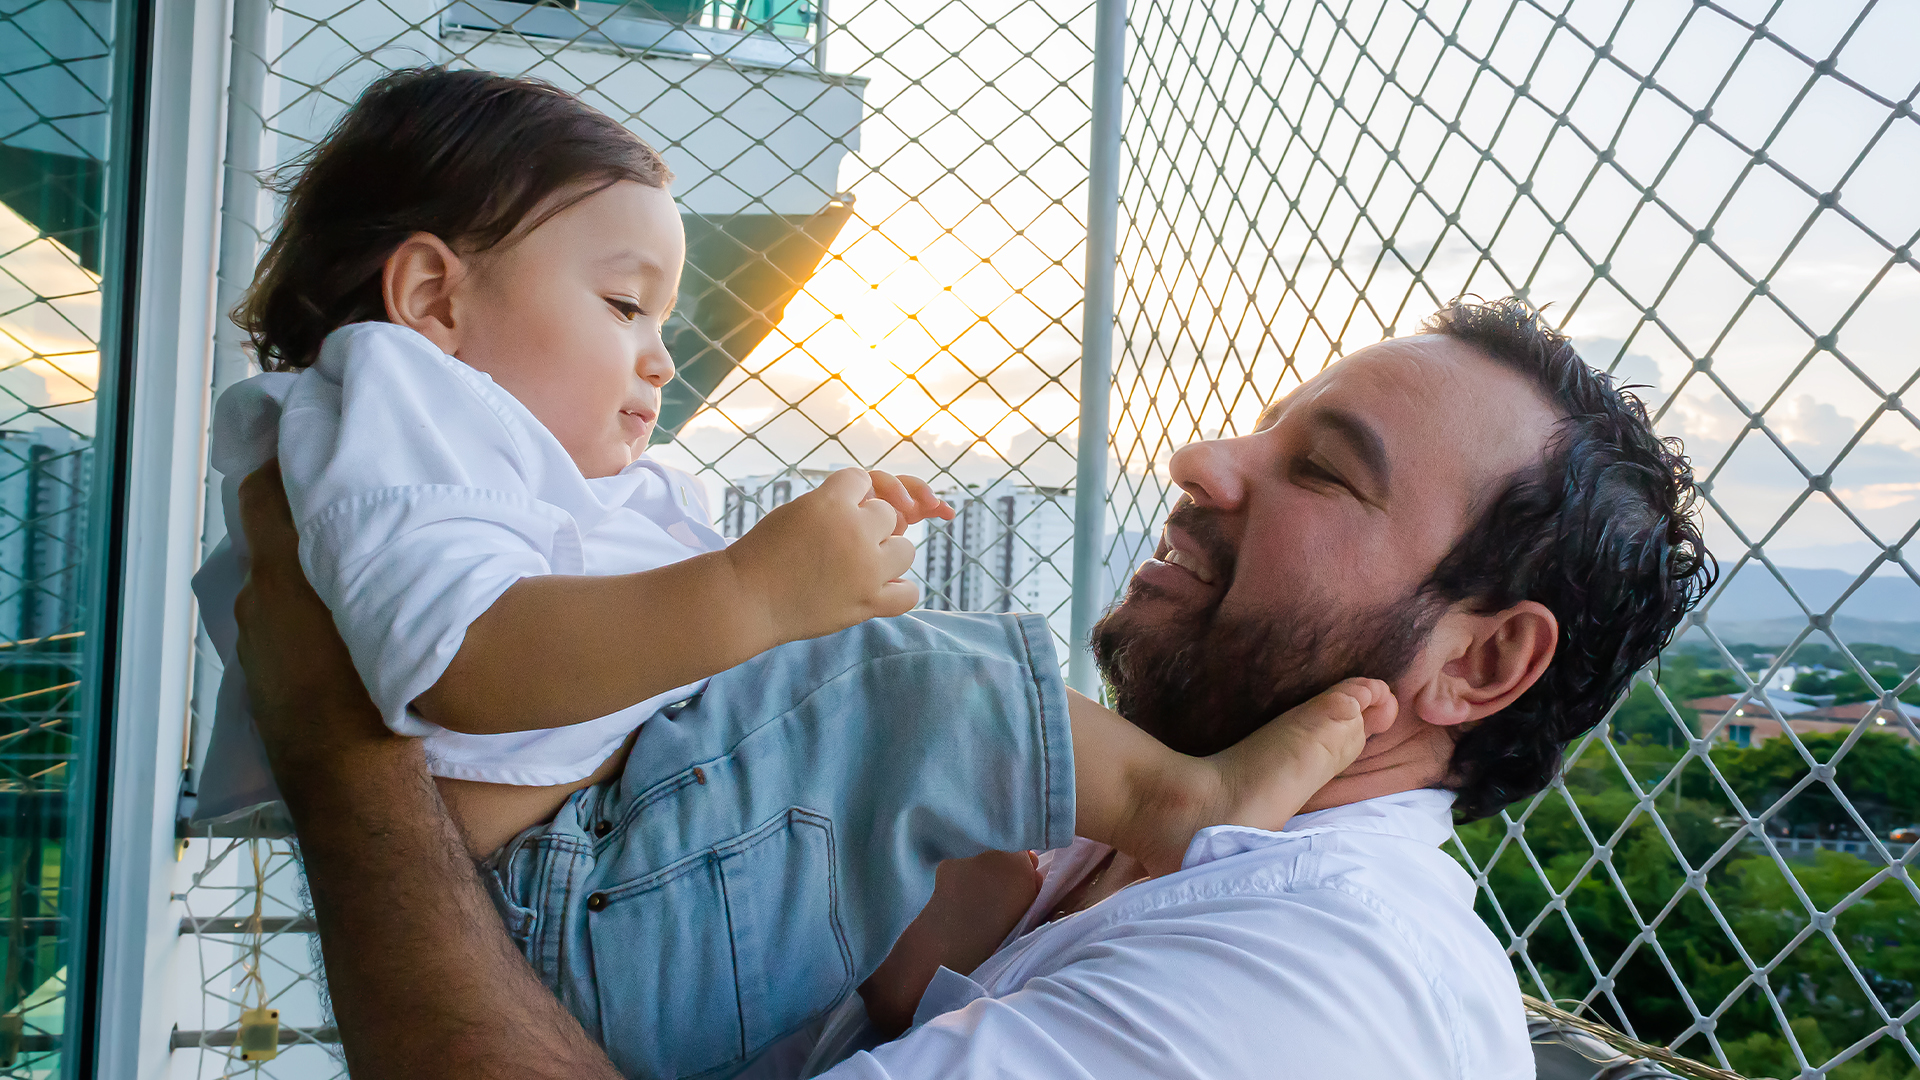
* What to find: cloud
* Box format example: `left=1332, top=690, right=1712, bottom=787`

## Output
left=1572, top=341, right=1917, bottom=574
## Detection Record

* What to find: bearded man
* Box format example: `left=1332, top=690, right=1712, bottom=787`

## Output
left=231, top=297, right=1710, bottom=1080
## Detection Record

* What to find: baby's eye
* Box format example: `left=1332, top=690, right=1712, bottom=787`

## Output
left=607, top=298, right=645, bottom=321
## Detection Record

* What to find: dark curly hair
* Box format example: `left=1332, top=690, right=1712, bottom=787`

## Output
left=236, top=66, right=671, bottom=370
left=1421, top=298, right=1714, bottom=820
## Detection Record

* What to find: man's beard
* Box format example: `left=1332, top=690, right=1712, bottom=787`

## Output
left=1091, top=506, right=1438, bottom=757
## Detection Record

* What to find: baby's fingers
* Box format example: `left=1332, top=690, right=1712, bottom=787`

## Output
left=877, top=534, right=917, bottom=582
left=818, top=466, right=878, bottom=505
left=873, top=578, right=919, bottom=618
left=867, top=470, right=914, bottom=534
left=898, top=475, right=955, bottom=523
left=855, top=492, right=904, bottom=541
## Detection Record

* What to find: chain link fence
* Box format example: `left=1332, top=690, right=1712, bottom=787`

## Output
left=167, top=1, right=1920, bottom=1078
left=1109, top=2, right=1920, bottom=1078
left=175, top=0, right=1101, bottom=1075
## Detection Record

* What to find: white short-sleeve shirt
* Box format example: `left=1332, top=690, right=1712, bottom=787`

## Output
left=191, top=322, right=726, bottom=819
left=797, top=789, right=1534, bottom=1080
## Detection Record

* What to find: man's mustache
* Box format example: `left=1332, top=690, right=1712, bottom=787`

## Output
left=1163, top=501, right=1237, bottom=591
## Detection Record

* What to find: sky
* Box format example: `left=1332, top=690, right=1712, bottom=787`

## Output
left=657, top=0, right=1920, bottom=586
left=4, top=0, right=1909, bottom=592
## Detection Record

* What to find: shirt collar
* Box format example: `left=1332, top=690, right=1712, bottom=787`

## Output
left=1180, top=787, right=1458, bottom=870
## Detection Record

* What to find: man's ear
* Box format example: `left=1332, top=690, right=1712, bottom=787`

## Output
left=1407, top=601, right=1557, bottom=728
left=380, top=232, right=466, bottom=353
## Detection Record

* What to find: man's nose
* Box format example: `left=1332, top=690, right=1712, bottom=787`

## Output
left=636, top=328, right=675, bottom=388
left=1168, top=436, right=1249, bottom=511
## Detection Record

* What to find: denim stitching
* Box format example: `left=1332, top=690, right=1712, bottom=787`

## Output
left=1015, top=616, right=1052, bottom=848
left=713, top=808, right=853, bottom=1060
left=1014, top=614, right=1070, bottom=850
left=719, top=842, right=747, bottom=1063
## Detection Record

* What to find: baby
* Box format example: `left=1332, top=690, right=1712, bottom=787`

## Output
left=193, top=67, right=1395, bottom=1079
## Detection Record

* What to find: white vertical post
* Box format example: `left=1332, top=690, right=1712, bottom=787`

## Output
left=813, top=0, right=830, bottom=71
left=186, top=0, right=270, bottom=789
left=1067, top=0, right=1124, bottom=697
left=212, top=0, right=269, bottom=398
left=97, top=0, right=245, bottom=1074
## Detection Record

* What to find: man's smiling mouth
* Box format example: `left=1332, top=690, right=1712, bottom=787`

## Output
left=1162, top=545, right=1216, bottom=584
left=1152, top=520, right=1224, bottom=587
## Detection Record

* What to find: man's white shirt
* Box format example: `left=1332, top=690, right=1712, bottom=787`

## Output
left=809, top=788, right=1534, bottom=1079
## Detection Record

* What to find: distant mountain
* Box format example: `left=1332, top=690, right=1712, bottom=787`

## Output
left=1703, top=565, right=1918, bottom=621
left=1689, top=565, right=1919, bottom=649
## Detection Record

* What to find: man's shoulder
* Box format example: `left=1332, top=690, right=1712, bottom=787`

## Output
left=1057, top=824, right=1533, bottom=1079
left=1099, top=821, right=1480, bottom=937
left=1116, top=821, right=1508, bottom=970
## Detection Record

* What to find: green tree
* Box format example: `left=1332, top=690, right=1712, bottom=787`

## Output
left=1609, top=655, right=1744, bottom=744
left=1717, top=733, right=1920, bottom=837
left=1456, top=735, right=1920, bottom=1080
left=1792, top=668, right=1920, bottom=706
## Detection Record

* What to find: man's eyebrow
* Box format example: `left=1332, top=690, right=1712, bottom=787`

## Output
left=1308, top=406, right=1391, bottom=495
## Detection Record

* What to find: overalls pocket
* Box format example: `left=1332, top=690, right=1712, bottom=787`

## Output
left=586, top=807, right=853, bottom=1079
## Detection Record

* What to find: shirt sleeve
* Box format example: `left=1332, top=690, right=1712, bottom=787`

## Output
left=276, top=322, right=586, bottom=735
left=818, top=891, right=1479, bottom=1080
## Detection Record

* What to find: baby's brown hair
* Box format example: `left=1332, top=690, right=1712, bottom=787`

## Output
left=236, top=66, right=671, bottom=371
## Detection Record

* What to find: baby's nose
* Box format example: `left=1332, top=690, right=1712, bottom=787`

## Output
left=636, top=337, right=675, bottom=387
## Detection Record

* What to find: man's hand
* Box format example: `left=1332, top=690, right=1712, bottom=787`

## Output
left=860, top=850, right=1040, bottom=1036
left=232, top=461, right=393, bottom=773
left=230, top=461, right=620, bottom=1080
left=725, top=467, right=922, bottom=643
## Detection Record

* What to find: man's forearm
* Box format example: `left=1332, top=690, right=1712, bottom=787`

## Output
left=232, top=463, right=616, bottom=1079
left=283, top=736, right=619, bottom=1080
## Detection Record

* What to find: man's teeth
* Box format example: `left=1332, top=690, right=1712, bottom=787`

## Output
left=1164, top=547, right=1215, bottom=584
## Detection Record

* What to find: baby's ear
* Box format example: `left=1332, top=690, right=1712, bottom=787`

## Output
left=381, top=232, right=466, bottom=352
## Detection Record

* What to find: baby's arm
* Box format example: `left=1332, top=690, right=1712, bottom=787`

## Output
left=413, top=468, right=950, bottom=735
left=1070, top=678, right=1397, bottom=876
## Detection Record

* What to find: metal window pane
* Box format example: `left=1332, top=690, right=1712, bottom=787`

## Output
left=0, top=0, right=141, bottom=1076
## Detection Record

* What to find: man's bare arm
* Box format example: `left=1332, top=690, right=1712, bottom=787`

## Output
left=233, top=462, right=618, bottom=1080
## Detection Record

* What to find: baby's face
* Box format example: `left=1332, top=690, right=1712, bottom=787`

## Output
left=451, top=180, right=685, bottom=478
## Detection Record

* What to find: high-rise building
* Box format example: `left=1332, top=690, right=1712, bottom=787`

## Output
left=919, top=483, right=1074, bottom=638
left=720, top=472, right=1081, bottom=640
left=0, top=427, right=91, bottom=642
left=718, top=467, right=839, bottom=538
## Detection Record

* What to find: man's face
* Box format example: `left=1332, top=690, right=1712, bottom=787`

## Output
left=1093, top=335, right=1561, bottom=755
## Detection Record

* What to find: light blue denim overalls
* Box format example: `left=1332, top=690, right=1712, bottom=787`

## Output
left=484, top=610, right=1076, bottom=1079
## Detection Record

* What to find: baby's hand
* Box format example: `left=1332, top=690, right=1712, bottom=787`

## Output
left=726, top=467, right=920, bottom=643
left=866, top=470, right=955, bottom=534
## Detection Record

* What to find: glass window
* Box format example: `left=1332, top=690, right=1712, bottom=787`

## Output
left=0, top=0, right=139, bottom=1073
